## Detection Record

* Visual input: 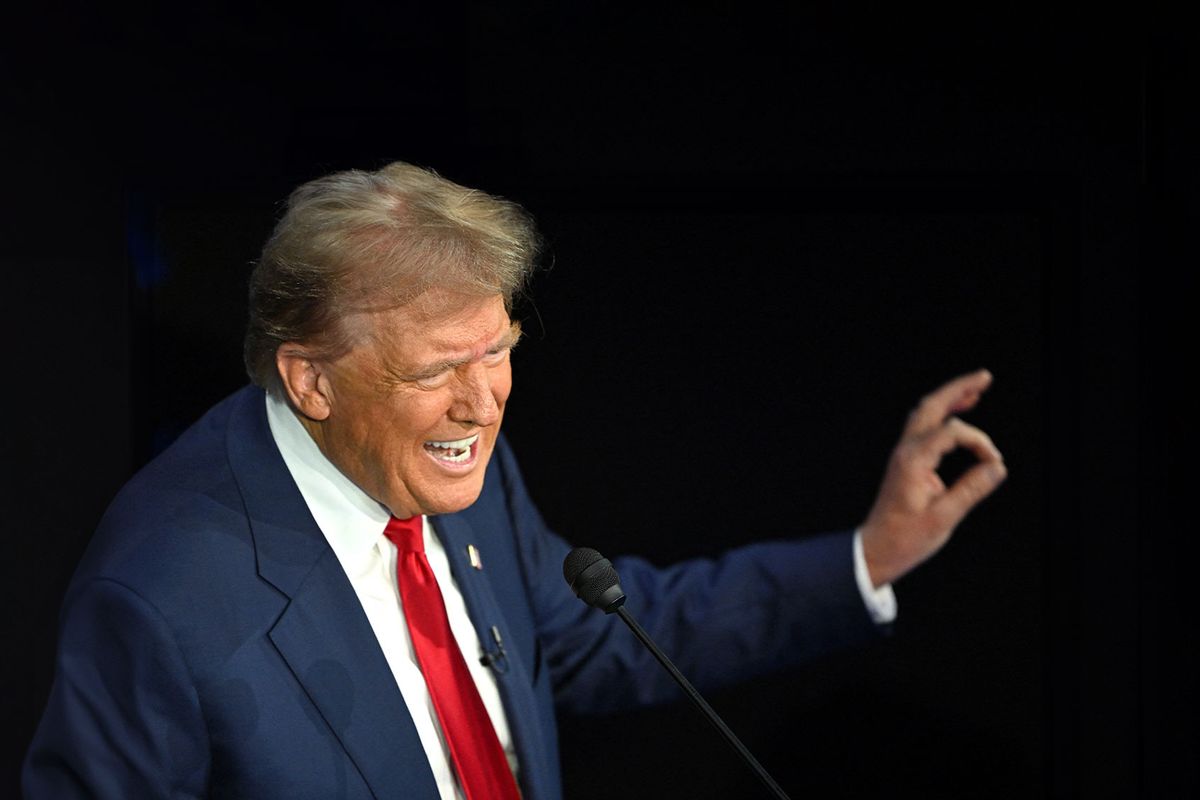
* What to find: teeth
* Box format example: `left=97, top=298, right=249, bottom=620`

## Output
left=425, top=434, right=479, bottom=450
left=425, top=434, right=479, bottom=462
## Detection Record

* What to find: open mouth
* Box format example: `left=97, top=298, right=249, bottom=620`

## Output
left=423, top=433, right=479, bottom=464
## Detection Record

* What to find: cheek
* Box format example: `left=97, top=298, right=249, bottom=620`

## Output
left=495, top=384, right=512, bottom=409
left=395, top=396, right=456, bottom=441
left=494, top=365, right=514, bottom=405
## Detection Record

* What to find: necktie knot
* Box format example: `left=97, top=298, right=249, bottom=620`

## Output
left=384, top=515, right=424, bottom=553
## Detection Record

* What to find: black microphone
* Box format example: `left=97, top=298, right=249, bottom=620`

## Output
left=563, top=547, right=791, bottom=800
left=563, top=547, right=627, bottom=612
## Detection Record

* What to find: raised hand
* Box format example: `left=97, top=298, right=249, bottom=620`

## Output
left=859, top=369, right=1007, bottom=587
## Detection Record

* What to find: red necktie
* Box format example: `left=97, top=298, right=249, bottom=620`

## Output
left=383, top=516, right=521, bottom=800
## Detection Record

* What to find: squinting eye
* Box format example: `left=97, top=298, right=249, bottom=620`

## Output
left=415, top=371, right=452, bottom=389
left=482, top=349, right=509, bottom=365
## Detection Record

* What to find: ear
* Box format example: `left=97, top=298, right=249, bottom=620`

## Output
left=276, top=344, right=332, bottom=421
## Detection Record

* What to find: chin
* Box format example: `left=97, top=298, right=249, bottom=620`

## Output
left=422, top=482, right=488, bottom=517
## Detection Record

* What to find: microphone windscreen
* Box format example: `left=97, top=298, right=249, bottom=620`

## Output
left=563, top=547, right=627, bottom=612
left=563, top=547, right=603, bottom=585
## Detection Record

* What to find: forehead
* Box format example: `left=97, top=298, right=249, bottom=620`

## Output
left=364, top=291, right=511, bottom=359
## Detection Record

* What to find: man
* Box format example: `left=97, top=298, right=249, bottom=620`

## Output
left=23, top=162, right=1006, bottom=799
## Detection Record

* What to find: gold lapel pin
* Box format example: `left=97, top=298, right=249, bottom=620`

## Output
left=467, top=544, right=483, bottom=570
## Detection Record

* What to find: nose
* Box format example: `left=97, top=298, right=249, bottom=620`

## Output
left=448, top=362, right=501, bottom=427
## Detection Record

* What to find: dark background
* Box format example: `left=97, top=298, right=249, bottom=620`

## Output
left=3, top=5, right=1194, bottom=798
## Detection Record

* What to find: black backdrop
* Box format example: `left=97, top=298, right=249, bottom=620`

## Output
left=3, top=7, right=1194, bottom=798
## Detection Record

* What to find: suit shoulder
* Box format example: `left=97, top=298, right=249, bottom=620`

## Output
left=69, top=387, right=263, bottom=604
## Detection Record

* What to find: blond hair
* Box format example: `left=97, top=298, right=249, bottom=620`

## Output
left=243, top=161, right=541, bottom=390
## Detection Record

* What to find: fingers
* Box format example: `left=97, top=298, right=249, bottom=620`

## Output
left=913, top=417, right=1003, bottom=470
left=908, top=415, right=1006, bottom=526
left=934, top=457, right=1008, bottom=528
left=863, top=373, right=1006, bottom=585
left=903, top=368, right=994, bottom=438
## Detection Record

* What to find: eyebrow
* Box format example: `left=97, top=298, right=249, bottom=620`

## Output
left=405, top=321, right=523, bottom=380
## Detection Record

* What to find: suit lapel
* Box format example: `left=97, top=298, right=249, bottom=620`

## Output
left=434, top=513, right=556, bottom=800
left=225, top=387, right=440, bottom=800
left=267, top=548, right=440, bottom=799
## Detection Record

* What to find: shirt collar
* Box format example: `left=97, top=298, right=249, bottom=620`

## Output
left=264, top=390, right=395, bottom=576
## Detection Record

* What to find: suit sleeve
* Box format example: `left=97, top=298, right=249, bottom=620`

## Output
left=491, top=437, right=886, bottom=717
left=23, top=578, right=210, bottom=799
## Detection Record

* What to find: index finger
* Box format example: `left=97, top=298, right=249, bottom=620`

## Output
left=903, top=368, right=994, bottom=438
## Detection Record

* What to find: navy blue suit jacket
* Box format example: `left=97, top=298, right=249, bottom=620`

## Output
left=24, top=386, right=882, bottom=799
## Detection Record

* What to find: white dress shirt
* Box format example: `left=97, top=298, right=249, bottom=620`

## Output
left=854, top=532, right=898, bottom=623
left=266, top=392, right=516, bottom=800
left=265, top=391, right=896, bottom=798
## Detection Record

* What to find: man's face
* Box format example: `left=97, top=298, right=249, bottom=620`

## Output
left=305, top=290, right=518, bottom=519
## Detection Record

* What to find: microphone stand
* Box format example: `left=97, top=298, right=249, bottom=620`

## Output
left=615, top=606, right=792, bottom=800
